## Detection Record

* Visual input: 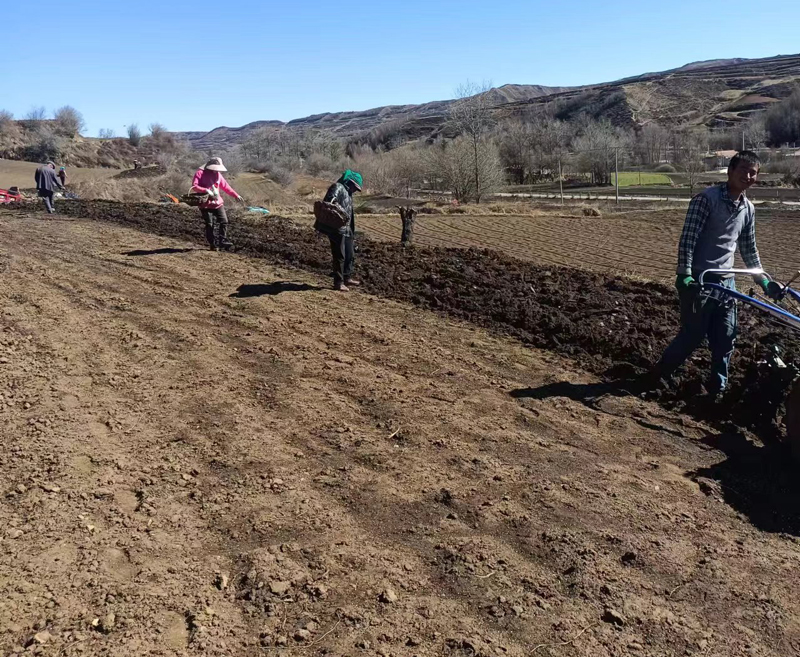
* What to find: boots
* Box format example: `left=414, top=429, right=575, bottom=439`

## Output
left=217, top=223, right=234, bottom=251
left=205, top=224, right=217, bottom=250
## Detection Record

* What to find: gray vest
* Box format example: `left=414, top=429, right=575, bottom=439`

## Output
left=691, top=184, right=753, bottom=278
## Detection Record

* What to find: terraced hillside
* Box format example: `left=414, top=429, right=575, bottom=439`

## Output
left=179, top=54, right=800, bottom=149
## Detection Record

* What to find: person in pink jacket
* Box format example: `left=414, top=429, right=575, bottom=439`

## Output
left=191, top=157, right=243, bottom=250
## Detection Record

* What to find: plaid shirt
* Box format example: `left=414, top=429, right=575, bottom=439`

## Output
left=677, top=183, right=762, bottom=276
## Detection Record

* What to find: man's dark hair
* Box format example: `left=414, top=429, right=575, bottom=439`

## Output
left=729, top=150, right=761, bottom=170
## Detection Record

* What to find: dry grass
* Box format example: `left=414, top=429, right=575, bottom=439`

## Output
left=0, top=158, right=122, bottom=189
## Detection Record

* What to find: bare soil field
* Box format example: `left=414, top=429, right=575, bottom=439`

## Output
left=1, top=204, right=800, bottom=656
left=347, top=206, right=800, bottom=283
left=14, top=199, right=800, bottom=439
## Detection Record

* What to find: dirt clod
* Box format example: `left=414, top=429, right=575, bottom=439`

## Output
left=215, top=573, right=229, bottom=590
left=269, top=580, right=291, bottom=596
left=294, top=629, right=311, bottom=642
left=602, top=608, right=626, bottom=626
left=379, top=588, right=398, bottom=604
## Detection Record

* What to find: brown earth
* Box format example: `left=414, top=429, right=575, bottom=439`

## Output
left=1, top=206, right=800, bottom=656
left=16, top=199, right=799, bottom=439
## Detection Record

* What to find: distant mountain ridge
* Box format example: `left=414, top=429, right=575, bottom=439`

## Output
left=176, top=53, right=800, bottom=151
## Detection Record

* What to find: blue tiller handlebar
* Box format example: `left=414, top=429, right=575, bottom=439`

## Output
left=698, top=268, right=800, bottom=334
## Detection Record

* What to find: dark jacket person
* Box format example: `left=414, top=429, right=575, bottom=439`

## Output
left=34, top=162, right=64, bottom=214
left=314, top=170, right=363, bottom=291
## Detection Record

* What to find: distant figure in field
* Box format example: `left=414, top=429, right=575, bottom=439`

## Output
left=34, top=161, right=64, bottom=214
left=190, top=157, right=243, bottom=251
left=133, top=160, right=141, bottom=170
left=314, top=170, right=363, bottom=291
left=57, top=167, right=67, bottom=187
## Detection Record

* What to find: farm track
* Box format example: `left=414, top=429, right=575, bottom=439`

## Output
left=2, top=209, right=800, bottom=657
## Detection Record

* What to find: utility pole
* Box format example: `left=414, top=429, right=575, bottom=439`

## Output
left=558, top=157, right=564, bottom=206
left=615, top=148, right=620, bottom=205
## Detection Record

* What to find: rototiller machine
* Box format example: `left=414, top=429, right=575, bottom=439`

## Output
left=699, top=267, right=800, bottom=454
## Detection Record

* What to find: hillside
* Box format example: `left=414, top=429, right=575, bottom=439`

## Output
left=177, top=53, right=800, bottom=149
left=182, top=85, right=572, bottom=151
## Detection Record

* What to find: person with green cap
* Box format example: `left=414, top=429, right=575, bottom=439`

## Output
left=314, top=170, right=363, bottom=291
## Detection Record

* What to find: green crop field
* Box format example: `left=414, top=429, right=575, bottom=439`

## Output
left=611, top=172, right=673, bottom=187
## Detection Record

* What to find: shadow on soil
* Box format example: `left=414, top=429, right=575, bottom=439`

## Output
left=124, top=247, right=195, bottom=256
left=510, top=380, right=632, bottom=406
left=692, top=431, right=800, bottom=536
left=229, top=282, right=320, bottom=298
left=514, top=381, right=800, bottom=537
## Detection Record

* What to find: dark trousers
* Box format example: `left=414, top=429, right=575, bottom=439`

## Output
left=656, top=277, right=738, bottom=393
left=39, top=190, right=55, bottom=213
left=327, top=232, right=354, bottom=287
left=201, top=207, right=229, bottom=247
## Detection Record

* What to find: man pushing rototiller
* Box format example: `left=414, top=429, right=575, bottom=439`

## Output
left=643, top=150, right=800, bottom=450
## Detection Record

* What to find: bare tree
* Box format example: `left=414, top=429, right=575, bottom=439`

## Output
left=497, top=121, right=531, bottom=184
left=573, top=120, right=627, bottom=185
left=240, top=126, right=275, bottom=162
left=497, top=116, right=570, bottom=184
left=391, top=146, right=425, bottom=198
left=147, top=122, right=182, bottom=154
left=763, top=87, right=800, bottom=146
left=98, top=128, right=115, bottom=139
left=674, top=128, right=710, bottom=195
left=677, top=148, right=707, bottom=196
left=743, top=118, right=768, bottom=150
left=23, top=125, right=65, bottom=162
left=0, top=110, right=21, bottom=156
left=154, top=151, right=176, bottom=169
left=53, top=106, right=86, bottom=137
left=0, top=109, right=15, bottom=140
left=127, top=123, right=142, bottom=146
left=634, top=123, right=670, bottom=165
left=23, top=106, right=47, bottom=132
left=529, top=116, right=570, bottom=181
left=427, top=136, right=504, bottom=202
left=448, top=81, right=496, bottom=202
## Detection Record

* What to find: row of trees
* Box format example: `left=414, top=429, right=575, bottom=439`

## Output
left=356, top=82, right=800, bottom=201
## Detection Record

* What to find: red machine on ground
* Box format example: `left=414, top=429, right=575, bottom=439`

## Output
left=0, top=187, right=22, bottom=204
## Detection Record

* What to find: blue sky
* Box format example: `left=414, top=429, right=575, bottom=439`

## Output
left=6, top=0, right=799, bottom=135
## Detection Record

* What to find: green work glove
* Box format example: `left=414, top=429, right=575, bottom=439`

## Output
left=675, top=275, right=696, bottom=290
left=760, top=279, right=783, bottom=300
